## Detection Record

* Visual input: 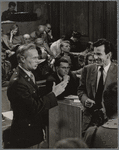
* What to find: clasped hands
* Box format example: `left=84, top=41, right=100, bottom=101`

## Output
left=52, top=75, right=70, bottom=97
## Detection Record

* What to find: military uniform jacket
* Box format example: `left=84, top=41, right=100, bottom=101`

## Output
left=7, top=66, right=58, bottom=148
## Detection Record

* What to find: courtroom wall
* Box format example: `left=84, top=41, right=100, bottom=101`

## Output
left=1, top=1, right=117, bottom=48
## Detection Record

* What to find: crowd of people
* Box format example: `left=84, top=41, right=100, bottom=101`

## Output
left=1, top=4, right=117, bottom=148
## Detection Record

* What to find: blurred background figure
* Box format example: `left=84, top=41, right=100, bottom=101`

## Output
left=1, top=2, right=16, bottom=21
left=35, top=38, right=48, bottom=59
left=23, top=34, right=31, bottom=44
left=50, top=35, right=68, bottom=58
left=45, top=23, right=54, bottom=46
left=2, top=50, right=13, bottom=87
left=85, top=53, right=94, bottom=65
left=81, top=41, right=94, bottom=56
left=5, top=24, right=24, bottom=69
left=70, top=31, right=83, bottom=52
left=72, top=53, right=94, bottom=77
left=54, top=138, right=88, bottom=148
left=56, top=40, right=78, bottom=71
left=84, top=82, right=117, bottom=148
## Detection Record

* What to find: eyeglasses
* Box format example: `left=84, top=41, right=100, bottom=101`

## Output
left=60, top=67, right=70, bottom=70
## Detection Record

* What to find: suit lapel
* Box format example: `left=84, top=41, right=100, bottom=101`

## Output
left=90, top=65, right=98, bottom=98
left=104, top=63, right=117, bottom=91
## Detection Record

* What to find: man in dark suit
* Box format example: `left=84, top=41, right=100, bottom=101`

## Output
left=77, top=39, right=117, bottom=135
left=46, top=57, right=79, bottom=100
left=1, top=2, right=16, bottom=21
left=7, top=43, right=68, bottom=148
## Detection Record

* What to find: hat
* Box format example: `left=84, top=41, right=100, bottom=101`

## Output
left=72, top=31, right=81, bottom=39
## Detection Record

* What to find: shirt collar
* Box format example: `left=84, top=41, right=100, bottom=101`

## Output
left=19, top=64, right=32, bottom=77
left=98, top=62, right=111, bottom=73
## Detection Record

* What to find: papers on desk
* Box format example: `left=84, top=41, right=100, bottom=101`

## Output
left=65, top=95, right=79, bottom=99
left=64, top=95, right=80, bottom=102
left=2, top=111, right=13, bottom=120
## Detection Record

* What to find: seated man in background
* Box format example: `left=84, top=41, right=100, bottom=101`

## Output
left=31, top=25, right=54, bottom=58
left=6, top=43, right=68, bottom=148
left=45, top=23, right=54, bottom=46
left=23, top=34, right=32, bottom=44
left=35, top=38, right=50, bottom=59
left=46, top=57, right=79, bottom=100
left=84, top=82, right=118, bottom=148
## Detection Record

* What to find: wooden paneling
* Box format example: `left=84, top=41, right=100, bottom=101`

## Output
left=105, top=1, right=117, bottom=46
left=60, top=2, right=89, bottom=37
left=16, top=2, right=117, bottom=50
left=92, top=2, right=104, bottom=41
left=49, top=100, right=84, bottom=148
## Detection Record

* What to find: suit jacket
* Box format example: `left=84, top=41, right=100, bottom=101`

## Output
left=77, top=63, right=117, bottom=132
left=2, top=9, right=16, bottom=21
left=7, top=66, right=58, bottom=148
left=46, top=71, right=79, bottom=100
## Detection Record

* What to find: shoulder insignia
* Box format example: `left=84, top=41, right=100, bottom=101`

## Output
left=13, top=78, right=18, bottom=81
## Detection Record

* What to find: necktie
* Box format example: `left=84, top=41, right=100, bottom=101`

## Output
left=95, top=66, right=104, bottom=109
left=30, top=73, right=35, bottom=83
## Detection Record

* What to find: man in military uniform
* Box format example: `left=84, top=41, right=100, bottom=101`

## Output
left=7, top=43, right=68, bottom=148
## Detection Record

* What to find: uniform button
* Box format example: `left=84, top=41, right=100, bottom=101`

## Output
left=28, top=124, right=31, bottom=126
left=33, top=91, right=35, bottom=93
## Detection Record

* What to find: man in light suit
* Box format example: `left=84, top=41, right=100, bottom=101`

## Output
left=77, top=39, right=117, bottom=135
left=7, top=43, right=68, bottom=148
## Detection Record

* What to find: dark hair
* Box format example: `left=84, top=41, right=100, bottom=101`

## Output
left=9, top=2, right=16, bottom=7
left=86, top=41, right=93, bottom=48
left=54, top=138, right=88, bottom=148
left=103, top=82, right=117, bottom=118
left=16, top=43, right=36, bottom=63
left=36, top=46, right=42, bottom=56
left=54, top=57, right=69, bottom=67
left=72, top=31, right=81, bottom=39
left=93, top=38, right=114, bottom=55
left=85, top=53, right=94, bottom=65
left=8, top=24, right=19, bottom=36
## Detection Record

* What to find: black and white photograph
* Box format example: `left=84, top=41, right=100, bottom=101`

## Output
left=1, top=1, right=118, bottom=149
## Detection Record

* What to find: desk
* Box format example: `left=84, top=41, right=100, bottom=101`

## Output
left=48, top=99, right=84, bottom=148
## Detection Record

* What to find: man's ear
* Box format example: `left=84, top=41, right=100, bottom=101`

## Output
left=20, top=56, right=25, bottom=63
left=107, top=52, right=112, bottom=59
